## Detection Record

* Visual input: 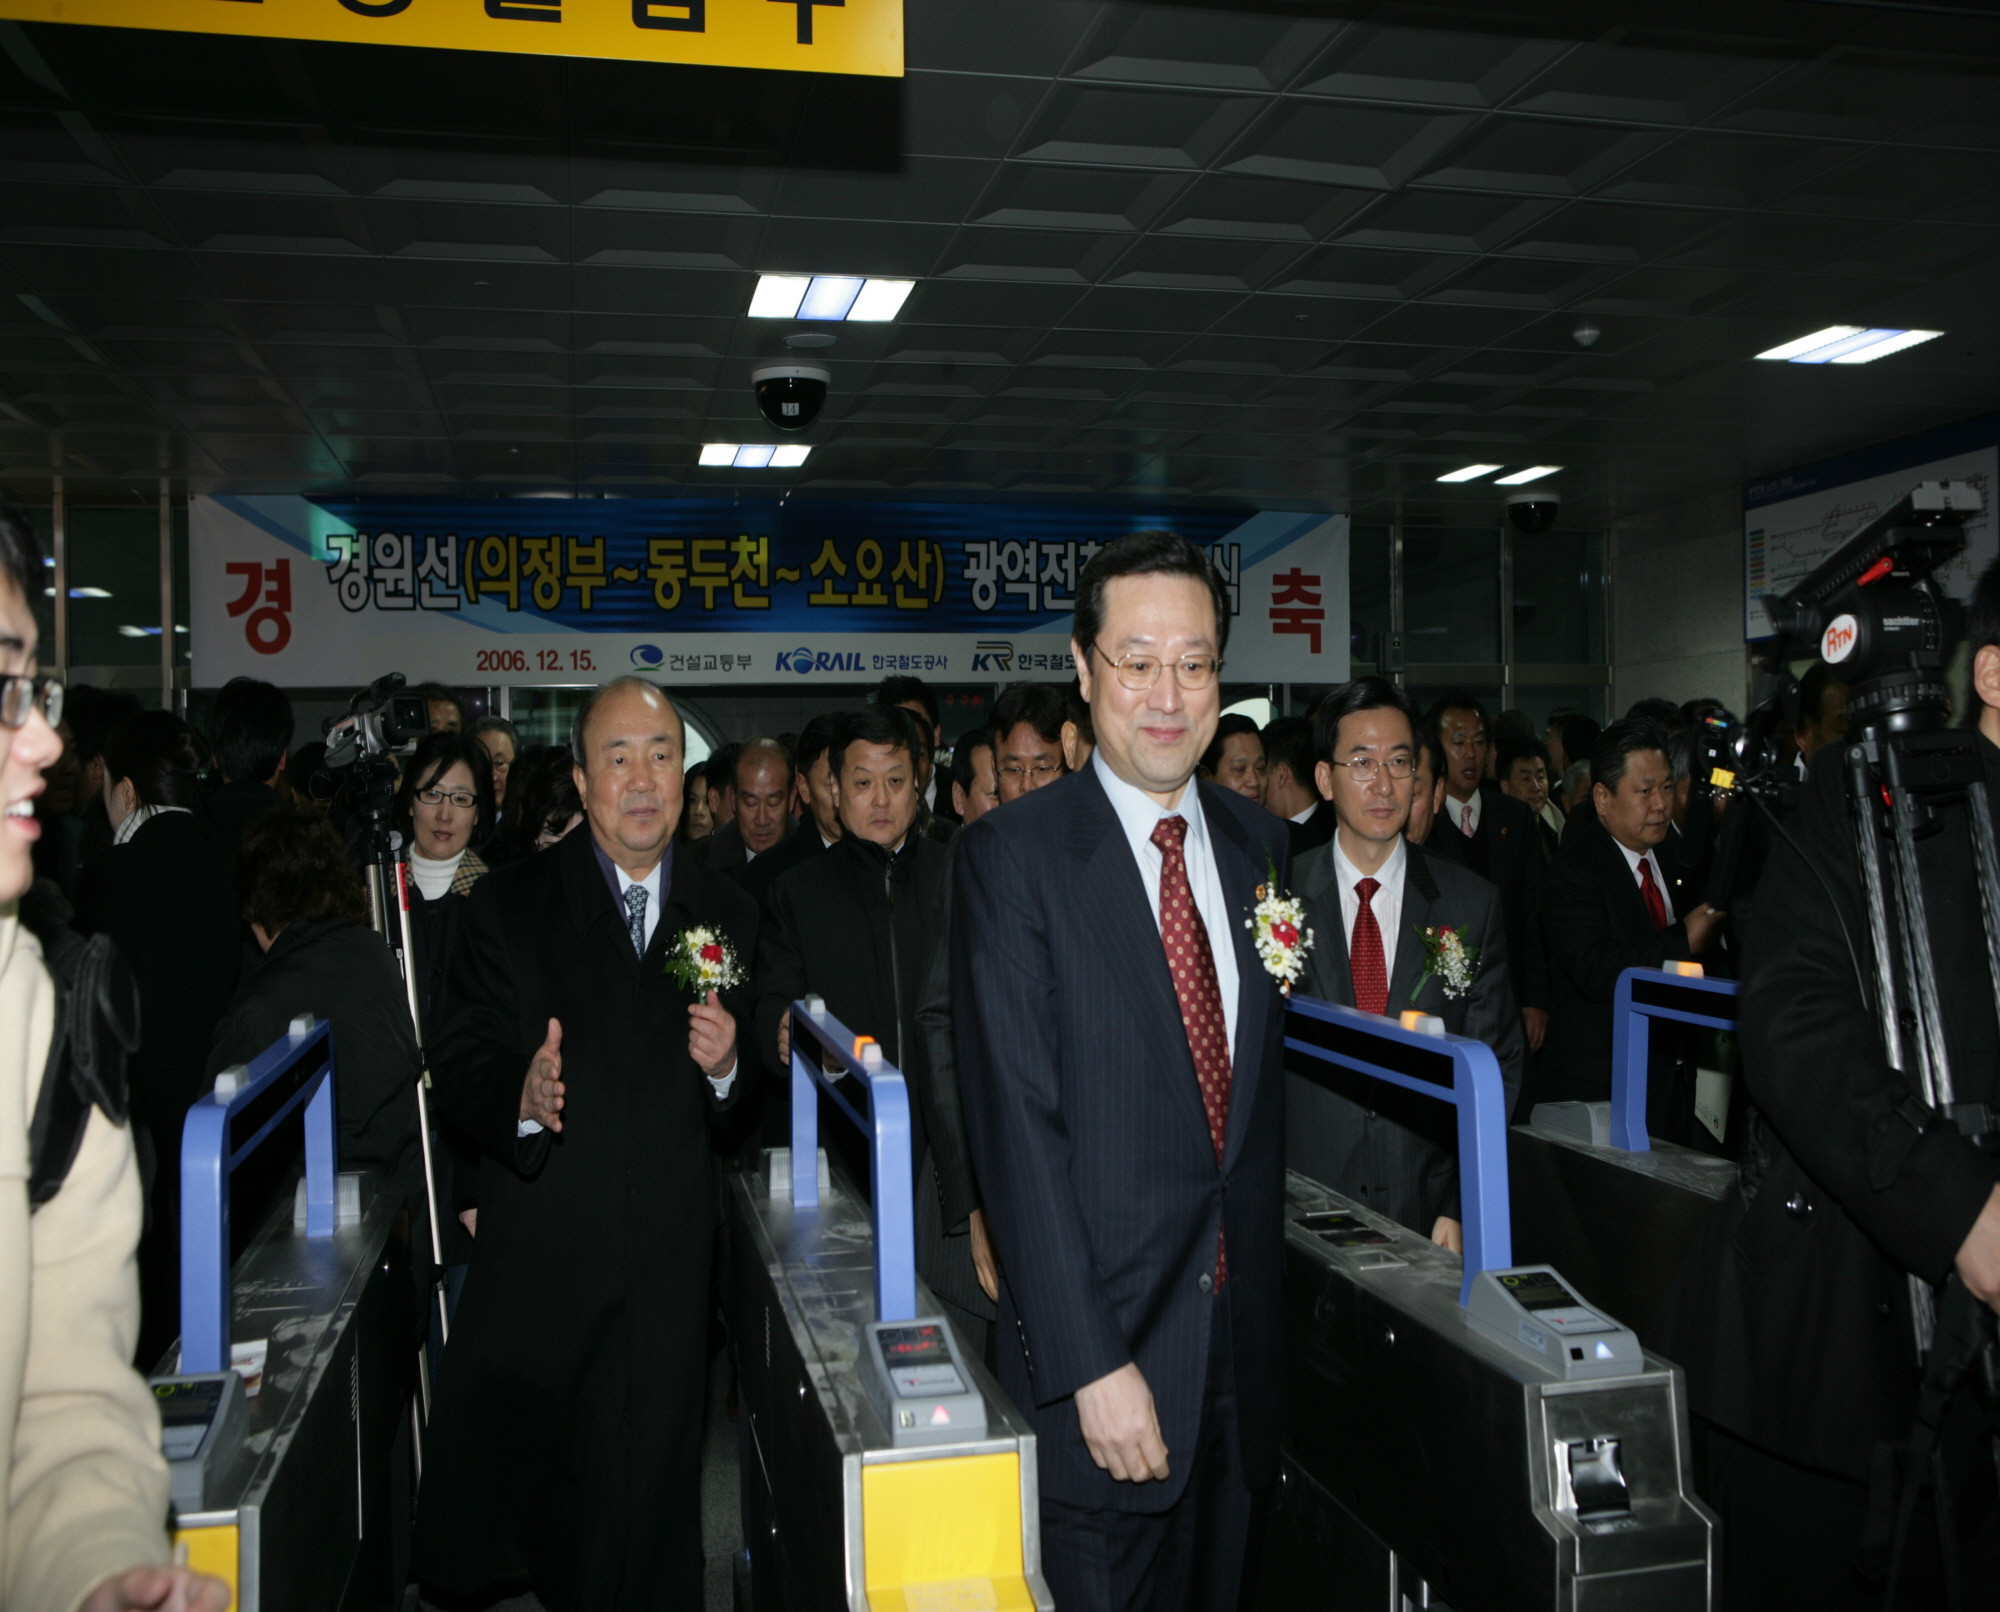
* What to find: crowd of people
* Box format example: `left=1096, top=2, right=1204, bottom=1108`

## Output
left=7, top=493, right=1997, bottom=1612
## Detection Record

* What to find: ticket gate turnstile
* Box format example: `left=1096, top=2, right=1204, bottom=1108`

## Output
left=728, top=998, right=1053, bottom=1612
left=1265, top=996, right=1715, bottom=1611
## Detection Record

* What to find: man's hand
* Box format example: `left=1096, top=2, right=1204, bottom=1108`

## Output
left=777, top=1007, right=791, bottom=1066
left=519, top=1018, right=565, bottom=1131
left=1521, top=1006, right=1548, bottom=1053
left=1954, top=1183, right=2000, bottom=1314
left=82, top=1565, right=231, bottom=1612
left=458, top=1208, right=478, bottom=1238
left=969, top=1207, right=1000, bottom=1303
left=1074, top=1362, right=1169, bottom=1483
left=1431, top=1215, right=1463, bottom=1256
left=1685, top=906, right=1726, bottom=955
left=691, top=990, right=737, bottom=1083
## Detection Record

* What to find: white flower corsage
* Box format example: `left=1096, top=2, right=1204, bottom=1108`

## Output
left=1244, top=857, right=1314, bottom=997
left=1412, top=924, right=1478, bottom=1002
left=664, top=925, right=745, bottom=999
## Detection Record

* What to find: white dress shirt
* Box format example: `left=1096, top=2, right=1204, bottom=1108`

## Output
left=1447, top=787, right=1483, bottom=839
left=1093, top=751, right=1241, bottom=1058
left=1613, top=836, right=1670, bottom=918
left=1288, top=801, right=1318, bottom=826
left=1331, top=832, right=1407, bottom=987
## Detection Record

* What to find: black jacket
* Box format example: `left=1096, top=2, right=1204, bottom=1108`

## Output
left=412, top=829, right=756, bottom=1608
left=207, top=779, right=283, bottom=857
left=1531, top=813, right=1698, bottom=1108
left=1287, top=798, right=1336, bottom=857
left=1659, top=738, right=2000, bottom=1481
left=740, top=816, right=829, bottom=907
left=1431, top=781, right=1549, bottom=1012
left=954, top=767, right=1291, bottom=1512
left=696, top=817, right=747, bottom=883
left=1288, top=838, right=1524, bottom=1232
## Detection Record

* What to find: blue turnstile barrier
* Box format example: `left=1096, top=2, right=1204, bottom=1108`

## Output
left=788, top=995, right=917, bottom=1323
left=1284, top=995, right=1512, bottom=1304
left=179, top=1018, right=337, bottom=1374
left=1610, top=968, right=1741, bottom=1152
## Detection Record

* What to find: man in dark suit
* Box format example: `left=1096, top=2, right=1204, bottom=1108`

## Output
left=414, top=676, right=756, bottom=1612
left=699, top=737, right=790, bottom=886
left=955, top=532, right=1291, bottom=1612
left=754, top=705, right=987, bottom=1350
left=205, top=675, right=293, bottom=852
left=1262, top=714, right=1333, bottom=855
left=1426, top=692, right=1549, bottom=1053
left=742, top=711, right=843, bottom=907
left=1528, top=717, right=1722, bottom=1115
left=1287, top=679, right=1524, bottom=1250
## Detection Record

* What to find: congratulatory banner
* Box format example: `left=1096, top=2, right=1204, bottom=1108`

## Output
left=189, top=495, right=1349, bottom=689
left=0, top=0, right=902, bottom=76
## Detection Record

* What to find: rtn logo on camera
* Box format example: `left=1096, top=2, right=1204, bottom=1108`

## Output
left=1822, top=613, right=1859, bottom=663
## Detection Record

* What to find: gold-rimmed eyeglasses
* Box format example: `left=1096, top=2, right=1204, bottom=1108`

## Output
left=1327, top=754, right=1415, bottom=784
left=1092, top=646, right=1222, bottom=692
left=0, top=674, right=62, bottom=731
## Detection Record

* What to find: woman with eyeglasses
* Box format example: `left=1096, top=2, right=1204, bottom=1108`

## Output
left=73, top=709, right=242, bottom=1368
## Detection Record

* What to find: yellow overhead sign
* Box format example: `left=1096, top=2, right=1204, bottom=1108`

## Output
left=0, top=0, right=902, bottom=76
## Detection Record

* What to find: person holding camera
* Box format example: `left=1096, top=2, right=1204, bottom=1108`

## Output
left=1661, top=561, right=2000, bottom=1608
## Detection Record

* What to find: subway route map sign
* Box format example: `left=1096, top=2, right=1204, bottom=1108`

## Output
left=0, top=0, right=902, bottom=77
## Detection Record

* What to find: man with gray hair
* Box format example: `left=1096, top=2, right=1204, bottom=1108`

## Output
left=414, top=675, right=758, bottom=1611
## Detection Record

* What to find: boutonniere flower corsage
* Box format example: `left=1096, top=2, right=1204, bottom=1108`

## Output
left=1412, top=924, right=1478, bottom=1002
left=665, top=925, right=745, bottom=999
left=1244, top=857, right=1314, bottom=997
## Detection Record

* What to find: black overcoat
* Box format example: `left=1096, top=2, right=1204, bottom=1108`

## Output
left=1659, top=739, right=2000, bottom=1482
left=411, top=827, right=756, bottom=1611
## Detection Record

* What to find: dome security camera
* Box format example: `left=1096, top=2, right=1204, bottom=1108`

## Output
left=752, top=365, right=829, bottom=432
left=1572, top=319, right=1601, bottom=350
left=1506, top=487, right=1560, bottom=536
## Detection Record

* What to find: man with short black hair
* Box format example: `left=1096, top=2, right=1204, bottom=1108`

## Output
left=207, top=676, right=294, bottom=852
left=744, top=713, right=843, bottom=905
left=704, top=741, right=740, bottom=833
left=876, top=674, right=942, bottom=809
left=1288, top=678, right=1524, bottom=1252
left=1061, top=677, right=1095, bottom=772
left=1529, top=718, right=1722, bottom=1113
left=417, top=683, right=465, bottom=733
left=1793, top=663, right=1851, bottom=769
left=1497, top=736, right=1561, bottom=861
left=989, top=682, right=1068, bottom=804
left=951, top=730, right=999, bottom=825
left=1261, top=715, right=1331, bottom=854
left=1406, top=735, right=1448, bottom=847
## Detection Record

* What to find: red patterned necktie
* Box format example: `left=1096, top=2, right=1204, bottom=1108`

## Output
left=1151, top=814, right=1231, bottom=1285
left=1638, top=857, right=1670, bottom=930
left=1350, top=876, right=1388, bottom=1015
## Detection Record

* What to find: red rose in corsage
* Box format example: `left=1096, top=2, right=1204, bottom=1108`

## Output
left=666, top=925, right=745, bottom=998
left=1411, top=923, right=1479, bottom=1002
left=1244, top=856, right=1314, bottom=997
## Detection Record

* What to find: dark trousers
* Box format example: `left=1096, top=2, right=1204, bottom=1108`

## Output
left=1040, top=1287, right=1267, bottom=1612
left=1705, top=1420, right=2000, bottom=1612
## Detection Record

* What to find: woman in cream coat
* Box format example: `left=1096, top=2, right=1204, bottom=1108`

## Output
left=0, top=496, right=227, bottom=1612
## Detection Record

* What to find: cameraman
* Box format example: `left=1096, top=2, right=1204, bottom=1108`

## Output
left=1662, top=560, right=2000, bottom=1607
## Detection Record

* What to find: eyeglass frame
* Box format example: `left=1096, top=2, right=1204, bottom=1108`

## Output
left=1088, top=644, right=1224, bottom=691
left=996, top=759, right=1063, bottom=781
left=415, top=787, right=478, bottom=810
left=1325, top=753, right=1417, bottom=785
left=0, top=674, right=62, bottom=732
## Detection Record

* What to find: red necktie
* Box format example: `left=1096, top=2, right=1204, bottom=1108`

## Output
left=1350, top=876, right=1388, bottom=1016
left=1460, top=802, right=1475, bottom=837
left=1151, top=815, right=1231, bottom=1284
left=1638, top=858, right=1670, bottom=930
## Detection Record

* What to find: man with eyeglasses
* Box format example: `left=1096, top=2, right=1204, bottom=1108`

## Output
left=1285, top=678, right=1524, bottom=1257
left=954, top=531, right=1291, bottom=1612
left=0, top=497, right=231, bottom=1612
left=988, top=681, right=1068, bottom=804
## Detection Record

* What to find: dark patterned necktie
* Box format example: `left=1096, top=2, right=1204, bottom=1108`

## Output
left=1151, top=814, right=1231, bottom=1285
left=624, top=882, right=648, bottom=957
left=1638, top=858, right=1669, bottom=930
left=1350, top=876, right=1388, bottom=1015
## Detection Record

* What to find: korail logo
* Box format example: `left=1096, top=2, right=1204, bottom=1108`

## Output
left=776, top=646, right=866, bottom=675
left=971, top=641, right=1014, bottom=672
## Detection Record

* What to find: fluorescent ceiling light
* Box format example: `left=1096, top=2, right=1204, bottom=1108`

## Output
left=1755, top=326, right=1943, bottom=364
left=698, top=443, right=736, bottom=466
left=117, top=624, right=160, bottom=638
left=1436, top=464, right=1501, bottom=483
left=702, top=443, right=810, bottom=468
left=69, top=586, right=111, bottom=598
left=748, top=275, right=811, bottom=318
left=847, top=279, right=915, bottom=321
left=770, top=445, right=812, bottom=467
left=1495, top=465, right=1562, bottom=485
left=1830, top=329, right=1942, bottom=364
left=750, top=273, right=916, bottom=322
left=732, top=445, right=775, bottom=468
left=797, top=276, right=864, bottom=321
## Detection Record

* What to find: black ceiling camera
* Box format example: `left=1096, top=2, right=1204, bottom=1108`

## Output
left=753, top=365, right=829, bottom=432
left=1506, top=487, right=1559, bottom=536
left=1762, top=479, right=1981, bottom=737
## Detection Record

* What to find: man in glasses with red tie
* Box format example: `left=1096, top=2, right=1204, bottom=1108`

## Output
left=1285, top=677, right=1525, bottom=1256
left=1527, top=717, right=1725, bottom=1118
left=953, top=531, right=1291, bottom=1612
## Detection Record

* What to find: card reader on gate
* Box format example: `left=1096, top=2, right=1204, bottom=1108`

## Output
left=1466, top=1266, right=1644, bottom=1381
left=150, top=1371, right=247, bottom=1513
left=861, top=1317, right=989, bottom=1448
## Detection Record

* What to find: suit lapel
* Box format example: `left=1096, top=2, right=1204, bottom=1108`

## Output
left=1388, top=843, right=1441, bottom=1007
left=1202, top=785, right=1273, bottom=1174
left=1300, top=846, right=1356, bottom=1008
